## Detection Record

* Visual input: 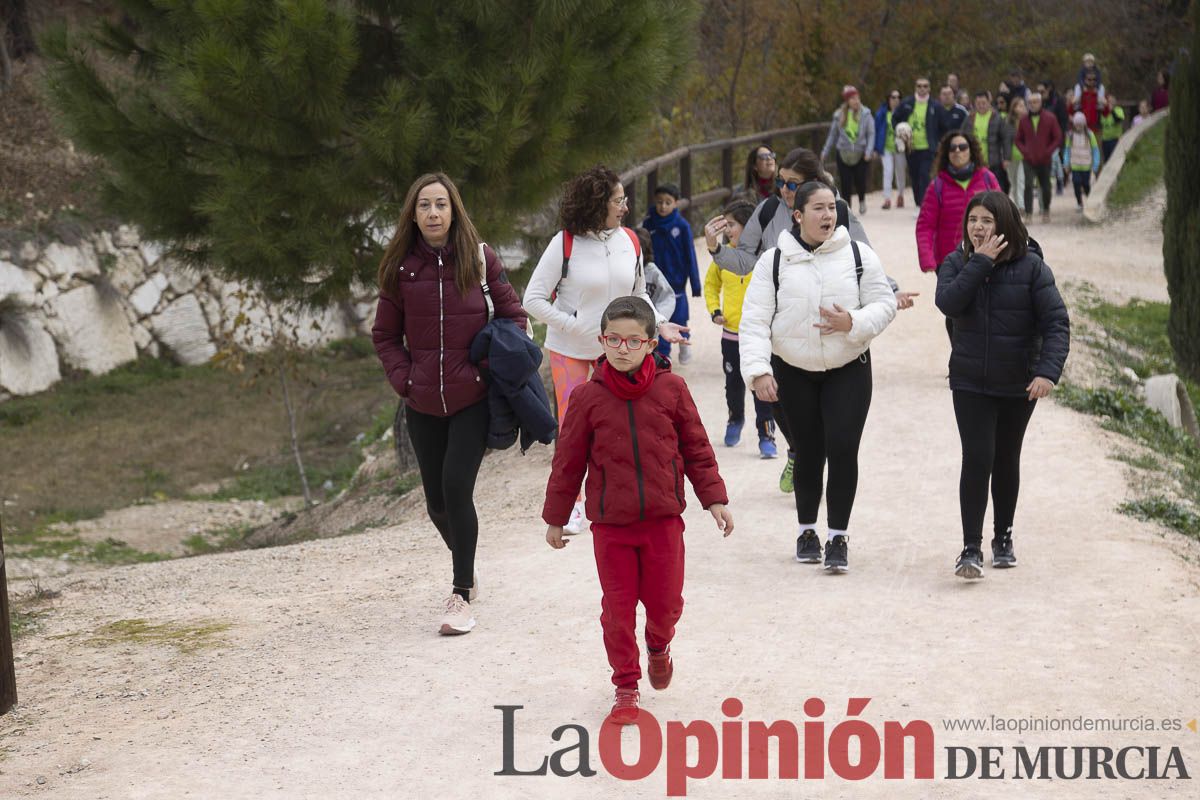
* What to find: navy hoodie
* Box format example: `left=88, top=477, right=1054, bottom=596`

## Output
left=642, top=209, right=701, bottom=296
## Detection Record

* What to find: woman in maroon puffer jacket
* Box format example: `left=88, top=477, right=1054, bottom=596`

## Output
left=373, top=172, right=527, bottom=637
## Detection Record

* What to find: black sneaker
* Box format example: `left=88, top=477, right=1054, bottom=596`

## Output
left=824, top=535, right=848, bottom=573
left=955, top=546, right=985, bottom=580
left=991, top=535, right=1017, bottom=568
left=795, top=529, right=822, bottom=563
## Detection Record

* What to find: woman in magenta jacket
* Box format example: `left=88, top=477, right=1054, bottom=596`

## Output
left=373, top=172, right=527, bottom=637
left=915, top=130, right=1001, bottom=273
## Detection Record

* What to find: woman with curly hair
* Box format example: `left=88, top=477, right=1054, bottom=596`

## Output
left=915, top=130, right=1001, bottom=275
left=373, top=172, right=528, bottom=636
left=524, top=165, right=688, bottom=534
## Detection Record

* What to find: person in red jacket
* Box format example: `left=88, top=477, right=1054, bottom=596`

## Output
left=373, top=172, right=528, bottom=637
left=917, top=130, right=1001, bottom=342
left=543, top=296, right=734, bottom=725
left=1015, top=92, right=1063, bottom=223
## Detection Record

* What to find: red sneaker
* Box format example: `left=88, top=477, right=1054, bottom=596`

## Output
left=609, top=687, right=640, bottom=725
left=647, top=645, right=673, bottom=690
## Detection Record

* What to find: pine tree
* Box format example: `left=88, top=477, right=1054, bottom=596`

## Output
left=41, top=0, right=699, bottom=305
left=1164, top=3, right=1200, bottom=382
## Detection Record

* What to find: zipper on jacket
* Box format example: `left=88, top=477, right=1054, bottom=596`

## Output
left=599, top=467, right=606, bottom=519
left=437, top=250, right=448, bottom=414
left=982, top=277, right=991, bottom=389
left=672, top=459, right=683, bottom=508
left=626, top=401, right=646, bottom=521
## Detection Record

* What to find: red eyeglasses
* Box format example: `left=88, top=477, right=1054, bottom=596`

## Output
left=599, top=334, right=651, bottom=351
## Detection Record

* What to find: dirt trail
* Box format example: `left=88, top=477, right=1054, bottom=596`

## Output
left=3, top=190, right=1198, bottom=799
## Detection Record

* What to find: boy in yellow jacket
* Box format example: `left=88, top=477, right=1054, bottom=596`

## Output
left=703, top=200, right=778, bottom=459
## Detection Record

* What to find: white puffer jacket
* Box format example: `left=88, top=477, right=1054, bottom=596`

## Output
left=523, top=229, right=662, bottom=361
left=739, top=226, right=896, bottom=382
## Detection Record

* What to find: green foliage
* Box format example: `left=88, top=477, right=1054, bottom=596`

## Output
left=1118, top=496, right=1200, bottom=538
left=1164, top=4, right=1200, bottom=383
left=1108, top=119, right=1165, bottom=209
left=40, top=0, right=700, bottom=305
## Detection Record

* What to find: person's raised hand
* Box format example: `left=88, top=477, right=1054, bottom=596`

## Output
left=704, top=215, right=728, bottom=251
left=896, top=291, right=920, bottom=310
left=975, top=233, right=1006, bottom=260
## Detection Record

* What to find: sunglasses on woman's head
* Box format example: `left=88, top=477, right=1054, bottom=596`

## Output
left=949, top=142, right=971, bottom=153
left=757, top=151, right=776, bottom=161
left=775, top=177, right=803, bottom=191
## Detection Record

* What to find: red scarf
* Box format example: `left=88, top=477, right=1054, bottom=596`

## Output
left=756, top=176, right=774, bottom=199
left=599, top=354, right=658, bottom=400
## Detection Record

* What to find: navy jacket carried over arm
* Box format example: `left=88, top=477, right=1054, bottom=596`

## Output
left=469, top=319, right=558, bottom=451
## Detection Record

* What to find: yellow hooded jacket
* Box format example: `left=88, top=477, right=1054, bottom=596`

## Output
left=704, top=260, right=753, bottom=334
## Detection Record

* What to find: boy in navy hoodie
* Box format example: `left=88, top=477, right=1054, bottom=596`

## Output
left=642, top=183, right=701, bottom=363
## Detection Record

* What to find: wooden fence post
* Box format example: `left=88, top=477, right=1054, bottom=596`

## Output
left=721, top=147, right=734, bottom=197
left=679, top=153, right=693, bottom=224
left=646, top=167, right=659, bottom=214
left=0, top=512, right=17, bottom=716
left=624, top=180, right=637, bottom=226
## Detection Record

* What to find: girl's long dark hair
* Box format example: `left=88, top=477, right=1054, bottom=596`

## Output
left=378, top=173, right=483, bottom=298
left=743, top=143, right=774, bottom=191
left=961, top=191, right=1028, bottom=263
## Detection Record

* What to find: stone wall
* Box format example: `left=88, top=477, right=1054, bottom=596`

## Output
left=0, top=226, right=374, bottom=400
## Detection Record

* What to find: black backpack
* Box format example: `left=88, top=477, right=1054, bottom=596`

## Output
left=755, top=196, right=851, bottom=255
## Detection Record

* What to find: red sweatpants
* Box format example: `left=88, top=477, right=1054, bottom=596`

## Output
left=592, top=516, right=686, bottom=689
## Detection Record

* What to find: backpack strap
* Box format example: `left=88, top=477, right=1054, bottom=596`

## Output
left=755, top=196, right=781, bottom=255
left=772, top=247, right=782, bottom=293
left=836, top=197, right=850, bottom=230
left=621, top=226, right=644, bottom=293
left=479, top=242, right=494, bottom=323
left=851, top=240, right=863, bottom=286
left=559, top=230, right=574, bottom=285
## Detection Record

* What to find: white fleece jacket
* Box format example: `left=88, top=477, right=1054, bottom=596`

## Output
left=523, top=229, right=662, bottom=361
left=739, top=226, right=896, bottom=382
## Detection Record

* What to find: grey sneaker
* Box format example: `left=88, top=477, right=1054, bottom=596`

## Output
left=955, top=546, right=985, bottom=580
left=795, top=529, right=822, bottom=563
left=991, top=536, right=1017, bottom=568
left=439, top=594, right=475, bottom=635
left=824, top=535, right=849, bottom=573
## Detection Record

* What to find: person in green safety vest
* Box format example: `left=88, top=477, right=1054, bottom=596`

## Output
left=1098, top=95, right=1127, bottom=167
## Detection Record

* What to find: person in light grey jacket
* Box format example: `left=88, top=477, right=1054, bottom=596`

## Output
left=705, top=148, right=869, bottom=277
left=821, top=86, right=876, bottom=215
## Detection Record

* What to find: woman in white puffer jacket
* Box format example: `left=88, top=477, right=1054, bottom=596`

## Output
left=740, top=181, right=896, bottom=574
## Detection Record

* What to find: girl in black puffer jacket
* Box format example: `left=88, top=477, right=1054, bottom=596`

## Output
left=935, top=191, right=1070, bottom=579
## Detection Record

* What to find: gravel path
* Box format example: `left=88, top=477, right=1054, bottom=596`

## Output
left=2, top=190, right=1197, bottom=798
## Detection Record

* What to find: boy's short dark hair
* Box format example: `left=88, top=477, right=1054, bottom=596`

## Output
left=722, top=199, right=755, bottom=227
left=601, top=296, right=657, bottom=338
left=654, top=183, right=680, bottom=200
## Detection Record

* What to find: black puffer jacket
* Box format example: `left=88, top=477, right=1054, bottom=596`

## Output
left=934, top=239, right=1070, bottom=397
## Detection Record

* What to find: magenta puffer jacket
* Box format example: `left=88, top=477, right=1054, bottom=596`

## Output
left=915, top=167, right=1000, bottom=272
left=373, top=238, right=527, bottom=417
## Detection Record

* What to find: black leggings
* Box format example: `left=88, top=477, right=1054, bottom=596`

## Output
left=772, top=353, right=873, bottom=530
left=406, top=400, right=489, bottom=592
left=952, top=391, right=1037, bottom=547
left=836, top=152, right=868, bottom=204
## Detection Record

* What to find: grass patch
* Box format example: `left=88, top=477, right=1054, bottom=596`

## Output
left=183, top=524, right=255, bottom=556
left=0, top=340, right=396, bottom=540
left=10, top=609, right=42, bottom=639
left=1107, top=119, right=1165, bottom=209
left=85, top=618, right=232, bottom=654
left=1063, top=290, right=1200, bottom=540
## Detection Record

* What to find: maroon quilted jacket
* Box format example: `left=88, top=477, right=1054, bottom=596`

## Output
left=542, top=354, right=728, bottom=526
left=373, top=238, right=527, bottom=417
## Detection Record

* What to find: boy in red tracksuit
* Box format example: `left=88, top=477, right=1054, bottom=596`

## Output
left=543, top=296, right=734, bottom=725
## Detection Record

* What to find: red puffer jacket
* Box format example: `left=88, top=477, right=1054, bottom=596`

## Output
left=542, top=354, right=728, bottom=526
left=373, top=238, right=527, bottom=417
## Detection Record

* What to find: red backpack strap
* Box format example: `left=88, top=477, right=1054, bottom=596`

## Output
left=621, top=226, right=641, bottom=260
left=559, top=230, right=574, bottom=285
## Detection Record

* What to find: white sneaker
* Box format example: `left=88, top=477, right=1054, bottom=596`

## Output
left=439, top=594, right=475, bottom=635
left=679, top=346, right=692, bottom=364
left=564, top=501, right=586, bottom=535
